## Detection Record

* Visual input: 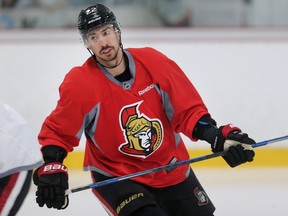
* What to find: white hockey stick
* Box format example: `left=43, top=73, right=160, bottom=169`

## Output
left=65, top=134, right=288, bottom=195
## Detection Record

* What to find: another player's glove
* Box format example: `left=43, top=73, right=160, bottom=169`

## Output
left=211, top=124, right=256, bottom=167
left=33, top=162, right=69, bottom=209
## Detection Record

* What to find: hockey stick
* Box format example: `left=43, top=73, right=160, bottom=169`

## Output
left=65, top=134, right=288, bottom=195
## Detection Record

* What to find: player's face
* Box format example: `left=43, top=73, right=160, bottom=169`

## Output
left=85, top=24, right=121, bottom=66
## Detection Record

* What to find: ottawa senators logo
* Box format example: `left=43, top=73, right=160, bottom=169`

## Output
left=119, top=101, right=163, bottom=158
left=194, top=187, right=209, bottom=206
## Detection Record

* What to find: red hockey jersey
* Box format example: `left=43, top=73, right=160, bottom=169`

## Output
left=38, top=47, right=209, bottom=188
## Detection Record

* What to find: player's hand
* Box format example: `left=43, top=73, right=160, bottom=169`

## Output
left=33, top=162, right=69, bottom=209
left=211, top=124, right=256, bottom=167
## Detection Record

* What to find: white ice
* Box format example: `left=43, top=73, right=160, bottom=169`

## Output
left=18, top=167, right=288, bottom=216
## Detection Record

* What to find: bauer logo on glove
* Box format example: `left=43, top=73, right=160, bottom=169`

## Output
left=42, top=163, right=68, bottom=173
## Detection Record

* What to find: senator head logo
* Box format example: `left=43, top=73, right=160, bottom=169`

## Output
left=119, top=101, right=163, bottom=158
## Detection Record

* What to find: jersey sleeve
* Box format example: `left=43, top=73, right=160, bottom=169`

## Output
left=38, top=67, right=92, bottom=153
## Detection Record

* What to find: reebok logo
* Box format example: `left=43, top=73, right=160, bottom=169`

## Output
left=138, top=84, right=155, bottom=96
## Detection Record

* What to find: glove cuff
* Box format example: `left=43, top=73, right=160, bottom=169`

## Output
left=221, top=124, right=241, bottom=138
left=193, top=115, right=217, bottom=140
left=42, top=145, right=67, bottom=163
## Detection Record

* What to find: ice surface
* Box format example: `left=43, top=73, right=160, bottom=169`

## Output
left=18, top=168, right=288, bottom=216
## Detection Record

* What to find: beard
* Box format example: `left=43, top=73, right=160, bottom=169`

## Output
left=96, top=45, right=121, bottom=68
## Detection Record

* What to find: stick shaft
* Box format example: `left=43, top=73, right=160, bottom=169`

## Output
left=66, top=134, right=288, bottom=195
left=251, top=135, right=288, bottom=148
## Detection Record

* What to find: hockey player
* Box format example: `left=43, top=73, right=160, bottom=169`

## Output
left=0, top=103, right=42, bottom=215
left=33, top=4, right=256, bottom=216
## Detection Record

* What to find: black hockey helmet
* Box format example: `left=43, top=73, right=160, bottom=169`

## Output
left=78, top=4, right=120, bottom=37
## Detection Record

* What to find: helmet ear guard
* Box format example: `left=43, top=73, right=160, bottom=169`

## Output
left=79, top=35, right=88, bottom=48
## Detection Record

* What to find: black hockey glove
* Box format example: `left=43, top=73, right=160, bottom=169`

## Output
left=33, top=145, right=69, bottom=209
left=211, top=124, right=256, bottom=167
left=193, top=116, right=256, bottom=168
left=33, top=162, right=69, bottom=209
